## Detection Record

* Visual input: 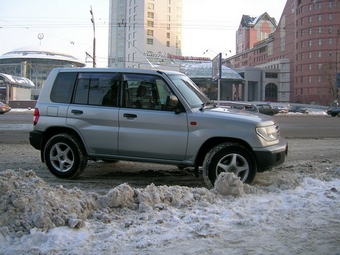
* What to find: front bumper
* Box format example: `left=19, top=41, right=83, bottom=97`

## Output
left=253, top=138, right=288, bottom=172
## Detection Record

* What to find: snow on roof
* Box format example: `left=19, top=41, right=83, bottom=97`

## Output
left=0, top=45, right=85, bottom=66
left=0, top=73, right=35, bottom=88
left=241, top=12, right=277, bottom=27
left=180, top=62, right=244, bottom=80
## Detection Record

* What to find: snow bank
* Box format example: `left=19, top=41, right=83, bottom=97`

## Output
left=0, top=169, right=339, bottom=254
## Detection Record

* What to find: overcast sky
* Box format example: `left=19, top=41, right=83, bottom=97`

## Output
left=0, top=0, right=286, bottom=67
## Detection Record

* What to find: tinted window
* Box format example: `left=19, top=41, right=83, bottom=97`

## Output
left=50, top=72, right=77, bottom=103
left=73, top=73, right=120, bottom=106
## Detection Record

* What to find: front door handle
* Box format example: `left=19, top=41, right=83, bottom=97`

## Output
left=123, top=113, right=137, bottom=119
left=71, top=109, right=83, bottom=115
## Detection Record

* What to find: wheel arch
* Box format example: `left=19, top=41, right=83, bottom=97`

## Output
left=40, top=127, right=86, bottom=163
left=195, top=137, right=254, bottom=167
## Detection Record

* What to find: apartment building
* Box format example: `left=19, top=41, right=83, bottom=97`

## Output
left=226, top=0, right=340, bottom=106
left=108, top=0, right=182, bottom=69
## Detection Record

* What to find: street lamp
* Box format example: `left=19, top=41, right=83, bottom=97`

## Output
left=90, top=6, right=96, bottom=67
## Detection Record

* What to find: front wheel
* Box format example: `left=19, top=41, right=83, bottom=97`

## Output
left=44, top=133, right=87, bottom=179
left=203, top=143, right=257, bottom=188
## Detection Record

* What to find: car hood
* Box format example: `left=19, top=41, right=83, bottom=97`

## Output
left=198, top=106, right=275, bottom=125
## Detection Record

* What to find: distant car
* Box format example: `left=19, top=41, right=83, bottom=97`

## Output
left=219, top=101, right=259, bottom=112
left=289, top=106, right=310, bottom=114
left=273, top=105, right=288, bottom=113
left=0, top=102, right=11, bottom=114
left=256, top=104, right=279, bottom=116
left=326, top=107, right=340, bottom=117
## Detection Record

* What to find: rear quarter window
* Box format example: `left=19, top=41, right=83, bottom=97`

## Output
left=50, top=72, right=77, bottom=103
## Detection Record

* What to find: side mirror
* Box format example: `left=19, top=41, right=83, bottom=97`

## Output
left=166, top=94, right=179, bottom=108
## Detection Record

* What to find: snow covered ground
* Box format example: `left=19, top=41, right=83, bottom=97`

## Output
left=0, top=169, right=339, bottom=255
left=0, top=107, right=339, bottom=254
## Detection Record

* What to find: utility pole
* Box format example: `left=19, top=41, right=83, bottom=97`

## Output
left=90, top=6, right=96, bottom=67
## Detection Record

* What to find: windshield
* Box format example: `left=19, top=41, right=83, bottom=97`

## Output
left=167, top=74, right=210, bottom=108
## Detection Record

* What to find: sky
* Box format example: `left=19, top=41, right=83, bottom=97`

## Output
left=0, top=0, right=287, bottom=67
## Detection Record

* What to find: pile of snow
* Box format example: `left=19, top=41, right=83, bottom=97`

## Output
left=0, top=169, right=339, bottom=254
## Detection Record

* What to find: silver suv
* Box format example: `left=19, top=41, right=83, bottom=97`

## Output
left=29, top=68, right=287, bottom=187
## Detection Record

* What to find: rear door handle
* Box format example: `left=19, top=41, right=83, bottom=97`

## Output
left=123, top=113, right=137, bottom=119
left=71, top=109, right=83, bottom=115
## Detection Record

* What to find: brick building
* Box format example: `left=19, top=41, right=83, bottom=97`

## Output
left=226, top=0, right=340, bottom=106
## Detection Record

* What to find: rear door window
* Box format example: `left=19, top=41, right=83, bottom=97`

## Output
left=73, top=73, right=120, bottom=106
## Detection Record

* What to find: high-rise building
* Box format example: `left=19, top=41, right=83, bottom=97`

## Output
left=108, top=0, right=182, bottom=69
left=226, top=0, right=340, bottom=106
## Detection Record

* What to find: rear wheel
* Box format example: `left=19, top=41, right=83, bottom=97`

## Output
left=44, top=133, right=87, bottom=179
left=337, top=112, right=340, bottom=117
left=203, top=142, right=257, bottom=188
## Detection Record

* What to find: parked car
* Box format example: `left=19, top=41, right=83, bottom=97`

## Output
left=29, top=68, right=287, bottom=187
left=0, top=102, right=11, bottom=114
left=273, top=105, right=288, bottom=114
left=289, top=106, right=310, bottom=114
left=256, top=104, right=280, bottom=116
left=219, top=101, right=259, bottom=112
left=326, top=107, right=340, bottom=117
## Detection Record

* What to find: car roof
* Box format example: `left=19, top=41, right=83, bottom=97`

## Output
left=53, top=67, right=183, bottom=76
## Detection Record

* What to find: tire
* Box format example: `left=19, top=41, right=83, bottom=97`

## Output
left=202, top=142, right=257, bottom=188
left=44, top=133, right=87, bottom=179
left=337, top=112, right=340, bottom=117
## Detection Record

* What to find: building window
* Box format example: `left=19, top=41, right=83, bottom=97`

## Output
left=148, top=3, right=154, bottom=10
left=167, top=32, right=170, bottom=39
left=167, top=24, right=170, bottom=30
left=318, top=26, right=322, bottom=33
left=309, top=40, right=312, bottom=46
left=147, top=21, right=154, bottom=27
left=265, top=73, right=278, bottom=78
left=329, top=38, right=333, bottom=45
left=309, top=76, right=312, bottom=83
left=166, top=41, right=170, bottom=47
left=147, top=29, right=153, bottom=36
left=329, top=25, right=333, bottom=33
left=318, top=51, right=322, bottom=58
left=318, top=14, right=322, bottom=21
left=148, top=12, right=154, bottom=18
left=309, top=52, right=312, bottom=58
left=147, top=38, right=153, bottom=45
left=329, top=1, right=333, bottom=8
left=318, top=39, right=322, bottom=45
left=309, top=16, right=312, bottom=22
left=309, top=28, right=312, bottom=35
left=309, top=64, right=312, bottom=70
left=329, top=51, right=332, bottom=57
left=329, top=13, right=333, bottom=21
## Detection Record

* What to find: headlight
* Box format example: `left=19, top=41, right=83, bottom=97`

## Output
left=256, top=125, right=279, bottom=142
